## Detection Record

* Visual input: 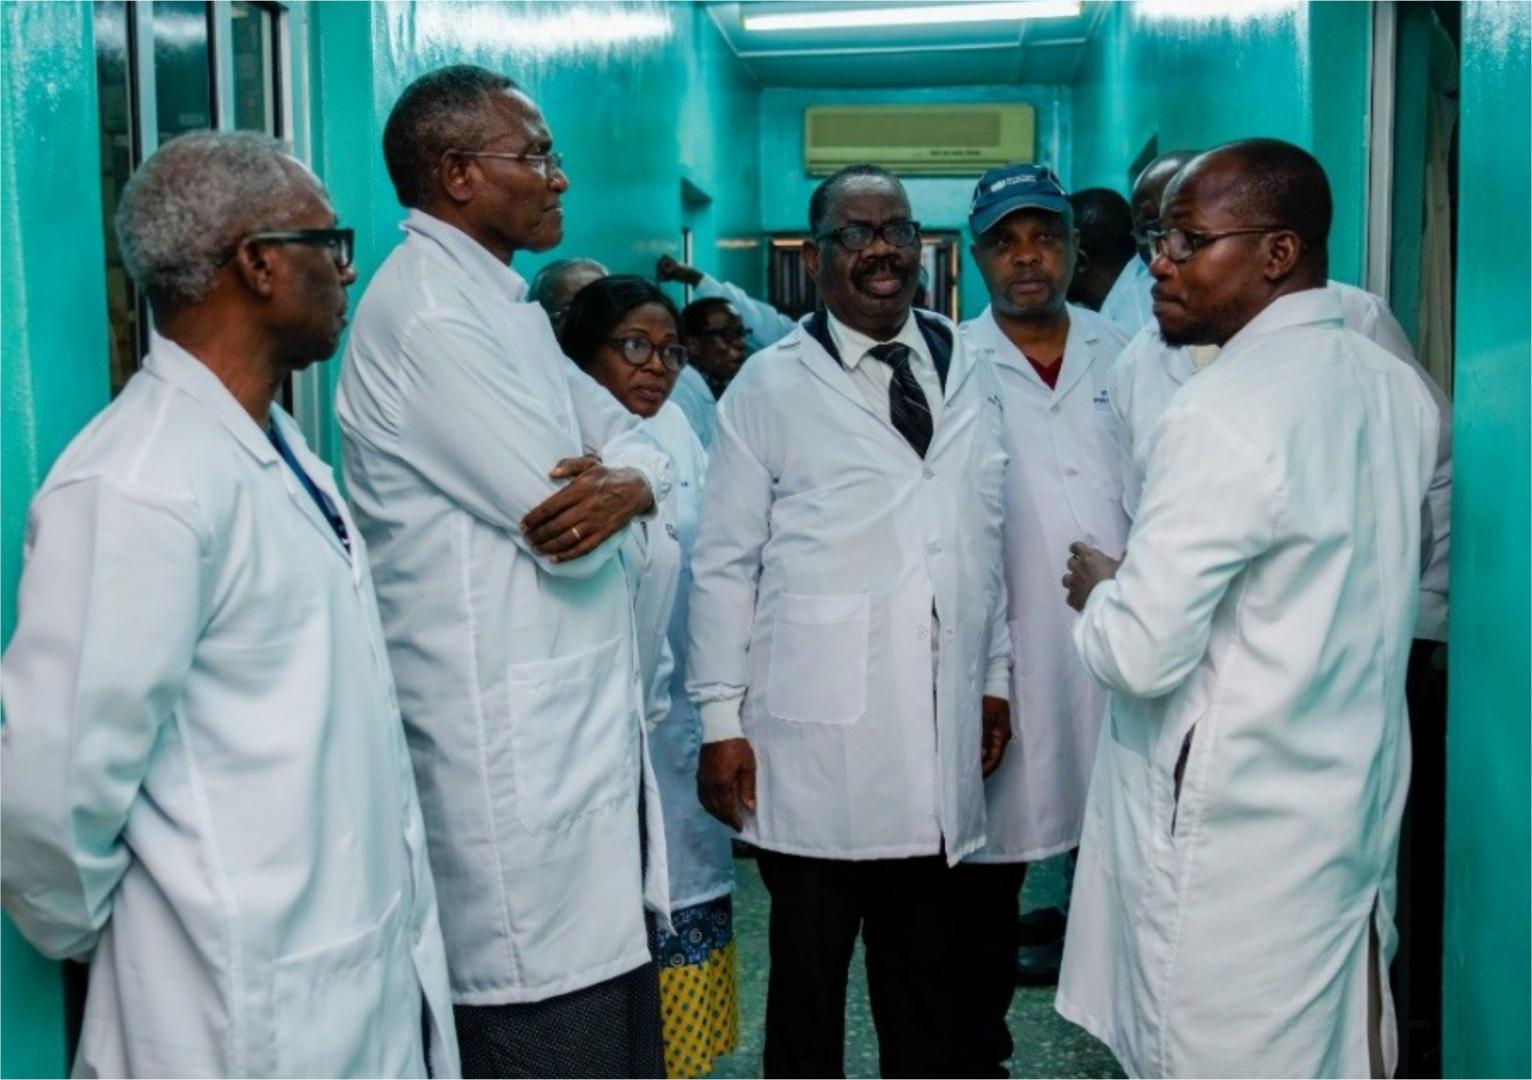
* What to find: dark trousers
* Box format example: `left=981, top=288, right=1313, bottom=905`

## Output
left=949, top=862, right=1028, bottom=1078
left=1394, top=639, right=1448, bottom=1077
left=757, top=849, right=960, bottom=1078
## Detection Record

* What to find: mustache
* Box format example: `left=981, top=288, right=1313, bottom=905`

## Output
left=852, top=258, right=911, bottom=285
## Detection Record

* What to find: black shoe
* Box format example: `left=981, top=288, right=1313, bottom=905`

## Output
left=1016, top=905, right=1067, bottom=947
left=1016, top=938, right=1063, bottom=987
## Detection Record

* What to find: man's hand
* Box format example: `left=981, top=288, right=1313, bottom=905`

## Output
left=698, top=738, right=757, bottom=831
left=981, top=695, right=1011, bottom=777
left=521, top=457, right=654, bottom=563
left=1063, top=541, right=1122, bottom=612
left=656, top=255, right=703, bottom=288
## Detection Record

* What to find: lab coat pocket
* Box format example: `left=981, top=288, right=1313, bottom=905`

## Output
left=505, top=637, right=634, bottom=833
left=272, top=893, right=420, bottom=1078
left=766, top=593, right=870, bottom=725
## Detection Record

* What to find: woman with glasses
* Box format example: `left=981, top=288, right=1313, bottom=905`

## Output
left=559, top=276, right=738, bottom=1079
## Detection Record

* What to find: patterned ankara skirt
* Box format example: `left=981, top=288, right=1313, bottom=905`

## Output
left=647, top=895, right=740, bottom=1078
left=454, top=960, right=665, bottom=1079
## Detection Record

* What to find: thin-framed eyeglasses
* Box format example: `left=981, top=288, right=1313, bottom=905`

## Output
left=219, top=227, right=355, bottom=269
left=456, top=148, right=564, bottom=179
left=607, top=335, right=688, bottom=372
left=1148, top=225, right=1291, bottom=264
left=814, top=220, right=922, bottom=252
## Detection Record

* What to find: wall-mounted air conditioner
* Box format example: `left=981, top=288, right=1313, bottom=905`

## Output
left=804, top=103, right=1036, bottom=177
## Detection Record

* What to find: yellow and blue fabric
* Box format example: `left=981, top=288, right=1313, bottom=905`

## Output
left=648, top=896, right=738, bottom=1078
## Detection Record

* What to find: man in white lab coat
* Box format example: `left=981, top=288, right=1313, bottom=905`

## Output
left=1057, top=138, right=1440, bottom=1078
left=335, top=66, right=674, bottom=1078
left=658, top=254, right=798, bottom=350
left=1098, top=150, right=1198, bottom=335
left=2, top=132, right=458, bottom=1078
left=670, top=295, right=751, bottom=449
left=956, top=164, right=1130, bottom=1075
left=687, top=164, right=1013, bottom=1077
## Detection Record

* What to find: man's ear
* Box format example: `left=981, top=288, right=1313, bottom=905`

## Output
left=438, top=149, right=476, bottom=206
left=1263, top=230, right=1302, bottom=282
left=232, top=239, right=277, bottom=299
left=801, top=238, right=821, bottom=282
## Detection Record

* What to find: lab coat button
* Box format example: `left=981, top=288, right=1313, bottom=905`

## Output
left=922, top=466, right=935, bottom=480
left=1050, top=403, right=1061, bottom=414
left=927, top=542, right=941, bottom=555
left=916, top=625, right=928, bottom=640
left=1065, top=466, right=1079, bottom=477
left=1085, top=532, right=1098, bottom=544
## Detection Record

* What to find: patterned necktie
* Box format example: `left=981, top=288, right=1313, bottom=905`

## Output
left=868, top=341, right=933, bottom=457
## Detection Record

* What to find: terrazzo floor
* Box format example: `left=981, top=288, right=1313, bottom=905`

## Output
left=708, top=853, right=1125, bottom=1079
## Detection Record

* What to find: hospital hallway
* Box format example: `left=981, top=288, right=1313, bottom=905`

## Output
left=712, top=855, right=1121, bottom=1078
left=2, top=0, right=1528, bottom=1077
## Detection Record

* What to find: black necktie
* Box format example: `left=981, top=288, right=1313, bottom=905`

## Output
left=868, top=342, right=933, bottom=457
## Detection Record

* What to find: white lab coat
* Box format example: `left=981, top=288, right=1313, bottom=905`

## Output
left=1108, top=279, right=1452, bottom=640
left=1098, top=258, right=1154, bottom=336
left=686, top=312, right=1011, bottom=863
left=1057, top=290, right=1440, bottom=1078
left=1, top=335, right=458, bottom=1079
left=959, top=304, right=1130, bottom=861
left=335, top=210, right=674, bottom=1005
left=623, top=402, right=735, bottom=909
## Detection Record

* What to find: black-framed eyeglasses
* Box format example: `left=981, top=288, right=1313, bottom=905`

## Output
left=691, top=325, right=748, bottom=345
left=607, top=335, right=688, bottom=372
left=1131, top=223, right=1160, bottom=249
left=814, top=220, right=922, bottom=252
left=221, top=227, right=354, bottom=269
left=1148, top=225, right=1291, bottom=264
left=456, top=148, right=565, bottom=179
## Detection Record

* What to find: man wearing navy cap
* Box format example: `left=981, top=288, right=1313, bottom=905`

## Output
left=955, top=164, right=1130, bottom=1075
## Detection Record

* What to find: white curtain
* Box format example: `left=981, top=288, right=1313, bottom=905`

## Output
left=1417, top=13, right=1458, bottom=397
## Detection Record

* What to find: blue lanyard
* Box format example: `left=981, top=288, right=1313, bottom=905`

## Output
left=267, top=422, right=352, bottom=555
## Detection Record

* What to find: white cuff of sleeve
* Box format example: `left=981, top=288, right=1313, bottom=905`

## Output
left=700, top=696, right=746, bottom=743
left=983, top=655, right=1012, bottom=700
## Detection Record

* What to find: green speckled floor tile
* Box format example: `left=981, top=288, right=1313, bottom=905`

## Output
left=709, top=855, right=1125, bottom=1079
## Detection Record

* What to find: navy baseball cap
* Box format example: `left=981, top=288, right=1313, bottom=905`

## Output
left=969, top=163, right=1070, bottom=235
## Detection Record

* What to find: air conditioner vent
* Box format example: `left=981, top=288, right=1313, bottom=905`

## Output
left=805, top=104, right=1035, bottom=176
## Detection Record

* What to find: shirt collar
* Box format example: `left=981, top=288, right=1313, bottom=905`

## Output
left=826, top=310, right=929, bottom=372
left=400, top=208, right=530, bottom=303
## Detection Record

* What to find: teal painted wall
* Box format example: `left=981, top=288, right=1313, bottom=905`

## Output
left=0, top=1, right=110, bottom=1075
left=757, top=84, right=1068, bottom=321
left=1069, top=0, right=1371, bottom=286
left=1442, top=3, right=1531, bottom=1077
left=306, top=0, right=763, bottom=460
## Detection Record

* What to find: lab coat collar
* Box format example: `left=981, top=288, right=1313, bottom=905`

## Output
left=144, top=332, right=281, bottom=468
left=807, top=307, right=953, bottom=387
left=144, top=334, right=357, bottom=566
left=971, top=303, right=1104, bottom=403
left=400, top=208, right=530, bottom=303
left=1218, top=287, right=1345, bottom=362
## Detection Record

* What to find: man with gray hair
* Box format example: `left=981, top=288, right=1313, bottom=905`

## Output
left=528, top=256, right=607, bottom=333
left=1, top=131, right=459, bottom=1078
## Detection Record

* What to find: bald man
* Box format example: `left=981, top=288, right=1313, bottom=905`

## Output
left=1098, top=150, right=1198, bottom=333
left=1066, top=187, right=1136, bottom=312
left=1055, top=139, right=1439, bottom=1077
left=528, top=256, right=607, bottom=333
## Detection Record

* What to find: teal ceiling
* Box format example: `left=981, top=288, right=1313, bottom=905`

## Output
left=705, top=0, right=1100, bottom=87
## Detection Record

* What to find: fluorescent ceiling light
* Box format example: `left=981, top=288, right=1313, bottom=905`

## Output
left=742, top=2, right=1081, bottom=33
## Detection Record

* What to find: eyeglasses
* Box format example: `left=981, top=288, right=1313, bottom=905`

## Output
left=1148, top=225, right=1291, bottom=264
left=221, top=227, right=355, bottom=269
left=456, top=148, right=565, bottom=179
left=814, top=220, right=922, bottom=252
left=607, top=335, right=688, bottom=372
left=691, top=326, right=748, bottom=345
